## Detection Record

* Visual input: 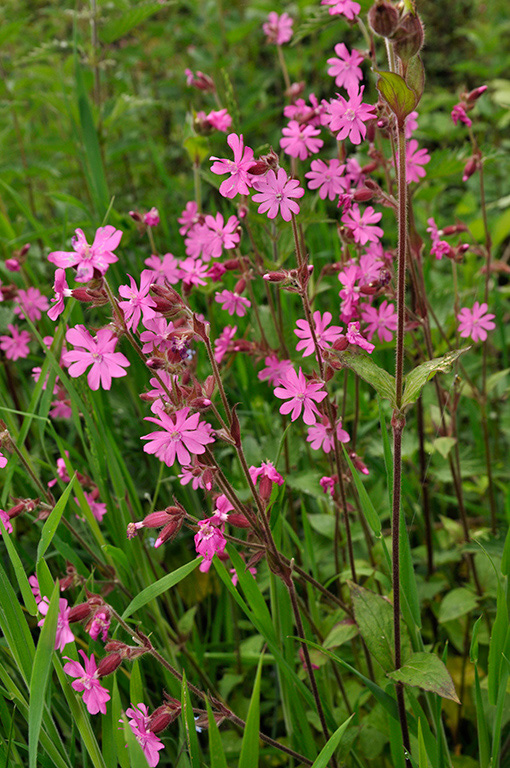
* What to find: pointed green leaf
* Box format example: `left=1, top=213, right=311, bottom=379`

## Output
left=401, top=349, right=470, bottom=409
left=0, top=559, right=35, bottom=684
left=343, top=445, right=381, bottom=536
left=438, top=588, right=477, bottom=624
left=29, top=579, right=60, bottom=768
left=0, top=518, right=38, bottom=615
left=182, top=670, right=201, bottom=766
left=335, top=349, right=396, bottom=405
left=387, top=652, right=460, bottom=703
left=239, top=654, right=264, bottom=768
left=37, top=475, right=76, bottom=560
left=418, top=718, right=428, bottom=768
left=310, top=714, right=354, bottom=768
left=206, top=700, right=228, bottom=768
left=375, top=70, right=417, bottom=123
left=351, top=582, right=395, bottom=671
left=122, top=558, right=201, bottom=619
left=406, top=55, right=425, bottom=103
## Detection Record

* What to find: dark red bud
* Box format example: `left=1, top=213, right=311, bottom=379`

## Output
left=333, top=337, right=349, bottom=351
left=442, top=224, right=468, bottom=235
left=128, top=210, right=142, bottom=222
left=154, top=519, right=183, bottom=548
left=462, top=157, right=478, bottom=182
left=368, top=1, right=400, bottom=38
left=263, top=271, right=288, bottom=282
left=71, top=288, right=94, bottom=302
left=466, top=85, right=487, bottom=103
left=259, top=475, right=273, bottom=502
left=234, top=277, right=246, bottom=295
left=223, top=258, right=241, bottom=270
left=97, top=653, right=123, bottom=677
left=353, top=187, right=374, bottom=203
left=68, top=603, right=93, bottom=623
left=227, top=513, right=251, bottom=528
left=247, top=162, right=269, bottom=175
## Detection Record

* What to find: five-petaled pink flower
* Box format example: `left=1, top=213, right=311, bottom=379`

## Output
left=326, top=87, right=376, bottom=145
left=145, top=253, right=182, bottom=285
left=48, top=226, right=122, bottom=283
left=63, top=651, right=111, bottom=715
left=0, top=324, right=31, bottom=360
left=262, top=11, right=293, bottom=45
left=14, top=287, right=49, bottom=322
left=305, top=159, right=347, bottom=200
left=280, top=121, right=323, bottom=160
left=307, top=417, right=350, bottom=453
left=273, top=367, right=327, bottom=425
left=210, top=134, right=254, bottom=199
left=194, top=518, right=227, bottom=572
left=252, top=168, right=305, bottom=221
left=327, top=43, right=364, bottom=93
left=141, top=407, right=215, bottom=467
left=118, top=270, right=157, bottom=331
left=47, top=269, right=72, bottom=321
left=342, top=204, right=383, bottom=245
left=38, top=598, right=75, bottom=652
left=258, top=355, right=293, bottom=385
left=214, top=325, right=237, bottom=363
left=361, top=301, right=398, bottom=342
left=294, top=310, right=344, bottom=357
left=215, top=290, right=251, bottom=317
left=202, top=213, right=240, bottom=259
left=321, top=0, right=360, bottom=19
left=457, top=302, right=495, bottom=342
left=63, top=325, right=130, bottom=390
left=125, top=704, right=165, bottom=767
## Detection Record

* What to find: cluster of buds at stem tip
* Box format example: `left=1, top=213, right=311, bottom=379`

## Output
left=368, top=1, right=424, bottom=62
left=5, top=243, right=30, bottom=272
left=71, top=286, right=109, bottom=306
left=127, top=503, right=186, bottom=548
left=149, top=283, right=190, bottom=318
left=147, top=694, right=183, bottom=734
left=263, top=264, right=314, bottom=293
left=5, top=497, right=39, bottom=522
left=94, top=640, right=149, bottom=678
left=248, top=148, right=280, bottom=176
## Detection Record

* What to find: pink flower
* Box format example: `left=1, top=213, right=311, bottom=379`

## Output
left=194, top=518, right=227, bottom=572
left=39, top=598, right=75, bottom=652
left=326, top=87, right=376, bottom=144
left=294, top=310, right=344, bottom=357
left=0, top=324, right=31, bottom=360
left=125, top=704, right=165, bottom=767
left=346, top=321, right=375, bottom=353
left=361, top=300, right=397, bottom=342
left=406, top=139, right=430, bottom=183
left=215, top=290, right=251, bottom=316
left=48, top=269, right=72, bottom=321
left=144, top=253, right=181, bottom=285
left=139, top=317, right=176, bottom=354
left=0, top=509, right=13, bottom=535
left=63, top=325, right=130, bottom=390
left=258, top=355, right=293, bottom=385
left=143, top=207, right=160, bottom=227
left=179, top=257, right=209, bottom=287
left=0, top=453, right=7, bottom=469
left=252, top=168, right=305, bottom=222
left=431, top=240, right=451, bottom=260
left=214, top=325, right=237, bottom=363
left=14, top=287, right=49, bottom=321
left=284, top=94, right=324, bottom=126
left=210, top=134, right=254, bottom=199
left=87, top=610, right=110, bottom=642
left=321, top=0, right=360, bottom=19
left=141, top=407, right=215, bottom=467
left=305, top=159, right=347, bottom=200
left=457, top=302, right=495, bottom=342
left=212, top=494, right=234, bottom=524
left=206, top=108, right=232, bottom=132
left=202, top=214, right=240, bottom=260
left=29, top=575, right=49, bottom=609
left=338, top=264, right=361, bottom=322
left=178, top=202, right=199, bottom=235
left=48, top=455, right=69, bottom=487
left=280, top=121, right=323, bottom=160
left=178, top=458, right=214, bottom=491
left=249, top=461, right=284, bottom=486
left=451, top=104, right=472, bottom=127
left=273, top=367, right=327, bottom=425
left=81, top=490, right=108, bottom=522
left=63, top=651, right=111, bottom=715
left=307, top=417, right=350, bottom=452
left=118, top=270, right=157, bottom=331
left=263, top=12, right=293, bottom=45
left=326, top=44, right=364, bottom=93
left=342, top=204, right=383, bottom=245
left=48, top=226, right=122, bottom=283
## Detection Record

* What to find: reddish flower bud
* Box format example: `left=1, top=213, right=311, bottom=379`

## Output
left=248, top=162, right=269, bottom=176
left=462, top=157, right=478, bottom=182
left=234, top=277, right=246, bottom=295
left=259, top=474, right=273, bottom=502
left=353, top=187, right=374, bottom=203
left=154, top=518, right=183, bottom=548
left=223, top=258, right=241, bottom=270
left=361, top=161, right=378, bottom=174
left=96, top=653, right=123, bottom=678
left=263, top=271, right=288, bottom=283
left=332, top=337, right=349, bottom=351
left=204, top=376, right=215, bottom=398
left=71, top=288, right=95, bottom=303
left=466, top=85, right=487, bottom=103
left=68, top=603, right=93, bottom=623
left=442, top=223, right=468, bottom=236
left=228, top=513, right=251, bottom=528
left=368, top=1, right=400, bottom=38
left=104, top=641, right=130, bottom=654
left=148, top=709, right=180, bottom=734
left=5, top=258, right=21, bottom=272
left=128, top=210, right=143, bottom=223
left=286, top=81, right=305, bottom=100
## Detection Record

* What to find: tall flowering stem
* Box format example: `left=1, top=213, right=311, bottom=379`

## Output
left=392, top=117, right=411, bottom=762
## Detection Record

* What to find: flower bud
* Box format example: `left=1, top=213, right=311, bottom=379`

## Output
left=442, top=223, right=468, bottom=236
left=393, top=12, right=425, bottom=63
left=259, top=475, right=273, bottom=502
left=247, top=161, right=269, bottom=176
left=263, top=271, right=288, bottom=283
left=227, top=513, right=251, bottom=528
left=105, top=641, right=130, bottom=654
left=5, top=258, right=21, bottom=272
left=68, top=602, right=93, bottom=623
left=332, top=337, right=349, bottom=351
left=234, top=277, right=246, bottom=295
left=466, top=85, right=487, bottom=103
left=154, top=518, right=183, bottom=548
left=96, top=653, right=123, bottom=678
left=148, top=708, right=180, bottom=734
left=462, top=157, right=478, bottom=182
left=353, top=187, right=374, bottom=203
left=368, top=1, right=399, bottom=38
left=128, top=210, right=143, bottom=223
left=223, top=258, right=241, bottom=270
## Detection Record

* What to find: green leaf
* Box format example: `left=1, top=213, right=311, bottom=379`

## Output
left=375, top=69, right=417, bottom=123
left=0, top=558, right=35, bottom=684
left=239, top=654, right=264, bottom=768
left=99, top=2, right=169, bottom=44
left=432, top=437, right=456, bottom=459
left=122, top=558, right=201, bottom=619
left=0, top=518, right=38, bottom=615
left=343, top=446, right=381, bottom=536
left=183, top=135, right=210, bottom=166
left=206, top=700, right=228, bottom=768
left=405, top=55, right=425, bottom=103
left=29, top=580, right=60, bottom=768
left=335, top=349, right=396, bottom=405
left=418, top=718, right=428, bottom=768
left=122, top=715, right=149, bottom=768
left=487, top=580, right=510, bottom=705
left=350, top=582, right=395, bottom=671
left=37, top=475, right=76, bottom=560
left=387, top=652, right=460, bottom=703
left=310, top=714, right=354, bottom=768
left=181, top=671, right=201, bottom=767
left=438, top=588, right=478, bottom=623
left=401, top=349, right=470, bottom=409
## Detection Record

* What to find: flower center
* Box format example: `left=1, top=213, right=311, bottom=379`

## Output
left=344, top=108, right=356, bottom=122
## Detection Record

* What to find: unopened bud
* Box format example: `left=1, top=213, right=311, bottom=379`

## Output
left=97, top=653, right=123, bottom=678
left=263, top=271, right=288, bottom=283
left=228, top=513, right=251, bottom=528
left=128, top=210, right=143, bottom=223
left=462, top=157, right=478, bottom=182
left=393, top=12, right=425, bottom=62
left=223, top=258, right=241, bottom=270
left=68, top=603, right=93, bottom=623
left=5, top=258, right=21, bottom=272
left=259, top=475, right=273, bottom=501
left=248, top=162, right=269, bottom=176
left=466, top=85, right=487, bottom=103
left=148, top=708, right=180, bottom=734
left=333, top=337, right=349, bottom=351
left=71, top=288, right=94, bottom=303
left=353, top=187, right=374, bottom=202
left=442, top=224, right=468, bottom=236
left=368, top=1, right=399, bottom=38
left=154, top=518, right=183, bottom=548
left=234, top=277, right=246, bottom=295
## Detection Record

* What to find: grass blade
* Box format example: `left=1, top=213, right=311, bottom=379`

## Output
left=206, top=699, right=229, bottom=768
left=239, top=654, right=264, bottom=768
left=310, top=714, right=354, bottom=768
left=37, top=475, right=76, bottom=560
left=122, top=558, right=201, bottom=619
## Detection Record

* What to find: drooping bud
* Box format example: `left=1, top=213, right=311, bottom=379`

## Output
left=228, top=513, right=251, bottom=528
left=353, top=187, right=374, bottom=203
left=234, top=277, right=246, bottom=295
left=368, top=1, right=399, bottom=38
left=462, top=156, right=478, bottom=182
left=154, top=518, right=184, bottom=548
